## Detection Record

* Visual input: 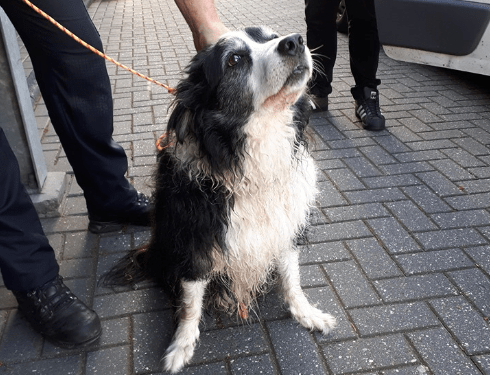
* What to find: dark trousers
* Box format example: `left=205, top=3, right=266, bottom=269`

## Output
left=305, top=0, right=381, bottom=95
left=0, top=129, right=59, bottom=291
left=0, top=0, right=137, bottom=215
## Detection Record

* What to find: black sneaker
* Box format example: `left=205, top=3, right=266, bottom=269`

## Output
left=13, top=276, right=101, bottom=348
left=353, top=87, right=386, bottom=131
left=88, top=191, right=152, bottom=234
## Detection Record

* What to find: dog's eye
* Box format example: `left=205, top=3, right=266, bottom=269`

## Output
left=271, top=34, right=279, bottom=39
left=228, top=54, right=241, bottom=67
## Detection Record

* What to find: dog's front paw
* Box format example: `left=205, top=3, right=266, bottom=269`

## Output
left=291, top=305, right=337, bottom=335
left=163, top=340, right=197, bottom=374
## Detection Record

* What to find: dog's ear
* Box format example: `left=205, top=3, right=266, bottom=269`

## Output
left=167, top=102, right=194, bottom=144
left=198, top=43, right=226, bottom=89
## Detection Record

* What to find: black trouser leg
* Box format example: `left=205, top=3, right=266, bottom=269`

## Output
left=0, top=0, right=136, bottom=214
left=0, top=128, right=59, bottom=291
left=304, top=0, right=381, bottom=93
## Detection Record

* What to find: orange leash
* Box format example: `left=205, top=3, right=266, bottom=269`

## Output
left=21, top=0, right=175, bottom=94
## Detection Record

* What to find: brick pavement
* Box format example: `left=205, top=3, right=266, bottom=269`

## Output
left=1, top=0, right=490, bottom=374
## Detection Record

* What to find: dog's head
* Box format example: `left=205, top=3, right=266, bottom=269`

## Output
left=166, top=26, right=313, bottom=177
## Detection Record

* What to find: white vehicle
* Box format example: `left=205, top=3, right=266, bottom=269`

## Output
left=337, top=0, right=490, bottom=76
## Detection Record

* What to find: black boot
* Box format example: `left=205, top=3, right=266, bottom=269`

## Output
left=13, top=276, right=101, bottom=348
left=352, top=86, right=386, bottom=131
left=88, top=191, right=152, bottom=234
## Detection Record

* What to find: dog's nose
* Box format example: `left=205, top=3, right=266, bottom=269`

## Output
left=278, top=34, right=305, bottom=56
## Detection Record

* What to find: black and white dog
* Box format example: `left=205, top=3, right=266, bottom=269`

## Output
left=105, top=26, right=336, bottom=373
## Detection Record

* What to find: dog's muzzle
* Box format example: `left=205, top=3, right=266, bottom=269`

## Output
left=278, top=33, right=305, bottom=57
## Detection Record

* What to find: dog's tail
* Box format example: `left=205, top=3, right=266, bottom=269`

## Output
left=99, top=246, right=149, bottom=287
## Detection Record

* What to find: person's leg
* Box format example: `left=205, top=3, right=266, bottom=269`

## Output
left=344, top=0, right=385, bottom=130
left=304, top=0, right=339, bottom=110
left=0, top=128, right=59, bottom=292
left=0, top=0, right=150, bottom=231
left=0, top=128, right=101, bottom=347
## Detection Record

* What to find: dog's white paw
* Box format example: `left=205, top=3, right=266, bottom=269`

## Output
left=291, top=305, right=337, bottom=335
left=163, top=340, right=196, bottom=374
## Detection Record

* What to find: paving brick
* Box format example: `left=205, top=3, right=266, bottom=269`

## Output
left=408, top=328, right=483, bottom=375
left=299, top=242, right=350, bottom=264
left=343, top=157, right=383, bottom=178
left=349, top=302, right=439, bottom=335
left=360, top=145, right=398, bottom=165
left=440, top=148, right=486, bottom=168
left=94, top=288, right=170, bottom=319
left=373, top=274, right=458, bottom=302
left=413, top=229, right=487, bottom=250
left=177, top=362, right=228, bottom=375
left=395, top=249, right=474, bottom=275
left=465, top=245, right=490, bottom=274
left=367, top=217, right=420, bottom=254
left=346, top=238, right=402, bottom=279
left=0, top=310, right=43, bottom=362
left=445, top=192, right=490, bottom=210
left=448, top=268, right=490, bottom=316
left=86, top=346, right=131, bottom=375
left=308, top=222, right=372, bottom=243
left=429, top=296, right=490, bottom=355
left=380, top=161, right=433, bottom=175
left=429, top=159, right=477, bottom=181
left=374, top=135, right=411, bottom=153
left=323, top=203, right=389, bottom=222
left=415, top=171, right=464, bottom=197
left=382, top=366, right=430, bottom=375
left=452, top=137, right=490, bottom=156
left=362, top=174, right=420, bottom=189
left=473, top=355, right=490, bottom=375
left=267, top=319, right=325, bottom=375
left=63, top=231, right=98, bottom=259
left=132, top=310, right=174, bottom=373
left=322, top=261, right=380, bottom=308
left=344, top=188, right=406, bottom=204
left=402, top=185, right=452, bottom=214
left=230, top=354, right=275, bottom=375
left=0, top=355, right=84, bottom=375
left=459, top=178, right=490, bottom=193
left=394, top=150, right=445, bottom=163
left=322, top=335, right=416, bottom=374
left=98, top=233, right=133, bottom=254
left=314, top=124, right=345, bottom=141
left=325, top=168, right=365, bottom=191
left=300, top=265, right=328, bottom=288
left=315, top=180, right=348, bottom=208
left=385, top=200, right=438, bottom=232
left=431, top=210, right=490, bottom=229
left=59, top=258, right=95, bottom=279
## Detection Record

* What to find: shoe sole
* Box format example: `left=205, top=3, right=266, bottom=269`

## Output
left=88, top=221, right=125, bottom=234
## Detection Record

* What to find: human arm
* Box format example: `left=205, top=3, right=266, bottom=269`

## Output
left=174, top=0, right=229, bottom=51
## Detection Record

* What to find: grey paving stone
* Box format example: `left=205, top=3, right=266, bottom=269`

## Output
left=448, top=268, right=490, bottom=316
left=440, top=148, right=486, bottom=168
left=322, top=261, right=381, bottom=308
left=60, top=258, right=95, bottom=279
left=402, top=185, right=452, bottom=214
left=394, top=249, right=474, bottom=275
left=94, top=288, right=170, bottom=318
left=323, top=203, right=390, bottom=222
left=267, top=319, right=325, bottom=375
left=325, top=168, right=365, bottom=191
left=0, top=310, right=43, bottom=362
left=413, top=229, right=487, bottom=250
left=230, top=354, right=275, bottom=375
left=132, top=310, right=174, bottom=373
left=349, top=302, right=439, bottom=335
left=86, top=346, right=131, bottom=375
left=63, top=231, right=98, bottom=259
left=346, top=238, right=402, bottom=279
left=316, top=180, right=348, bottom=208
left=322, top=335, right=417, bottom=374
left=308, top=222, right=372, bottom=243
left=300, top=265, right=328, bottom=288
left=344, top=188, right=406, bottom=204
left=98, top=233, right=133, bottom=254
left=459, top=178, right=490, bottom=193
left=429, top=296, right=490, bottom=355
left=367, top=217, right=420, bottom=254
left=429, top=159, right=477, bottom=181
left=375, top=135, right=411, bottom=153
left=408, top=328, right=483, bottom=375
left=314, top=124, right=345, bottom=141
left=0, top=288, right=17, bottom=309
left=445, top=192, right=490, bottom=210
left=379, top=161, right=432, bottom=175
left=166, top=362, right=228, bottom=375
left=415, top=171, right=464, bottom=197
left=0, top=355, right=83, bottom=375
left=382, top=366, right=430, bottom=375
left=98, top=317, right=131, bottom=347
left=385, top=200, right=438, bottom=232
left=360, top=145, right=398, bottom=165
left=299, top=242, right=350, bottom=264
left=343, top=157, right=383, bottom=178
left=362, top=174, right=421, bottom=189
left=465, top=245, right=490, bottom=274
left=394, top=150, right=445, bottom=163
left=431, top=210, right=490, bottom=229
left=373, top=274, right=458, bottom=302
left=304, top=287, right=357, bottom=342
left=473, top=354, right=490, bottom=375
left=193, top=323, right=268, bottom=364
